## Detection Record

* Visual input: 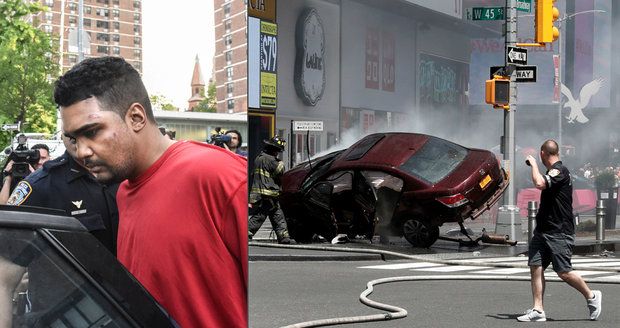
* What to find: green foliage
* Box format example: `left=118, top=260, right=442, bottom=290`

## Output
left=0, top=0, right=59, bottom=148
left=150, top=94, right=178, bottom=111
left=594, top=169, right=618, bottom=190
left=193, top=82, right=217, bottom=112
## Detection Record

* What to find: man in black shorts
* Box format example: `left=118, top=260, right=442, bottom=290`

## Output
left=518, top=140, right=601, bottom=322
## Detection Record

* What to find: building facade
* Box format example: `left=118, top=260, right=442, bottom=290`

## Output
left=213, top=0, right=248, bottom=113
left=35, top=0, right=143, bottom=73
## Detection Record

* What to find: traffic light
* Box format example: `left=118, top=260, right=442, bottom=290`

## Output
left=485, top=76, right=510, bottom=109
left=535, top=0, right=560, bottom=44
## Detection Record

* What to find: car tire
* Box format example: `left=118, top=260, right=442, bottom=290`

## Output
left=402, top=219, right=439, bottom=248
left=287, top=216, right=314, bottom=243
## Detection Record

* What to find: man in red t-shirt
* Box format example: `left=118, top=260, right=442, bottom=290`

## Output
left=55, top=57, right=247, bottom=328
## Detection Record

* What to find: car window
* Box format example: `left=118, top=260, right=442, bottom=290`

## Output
left=325, top=171, right=353, bottom=193
left=399, top=137, right=468, bottom=184
left=0, top=229, right=134, bottom=327
left=301, top=151, right=343, bottom=190
left=360, top=171, right=403, bottom=192
left=343, top=134, right=384, bottom=161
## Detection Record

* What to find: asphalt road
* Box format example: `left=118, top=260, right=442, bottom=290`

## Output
left=249, top=257, right=620, bottom=328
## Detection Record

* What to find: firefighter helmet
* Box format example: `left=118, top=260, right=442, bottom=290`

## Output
left=263, top=135, right=286, bottom=152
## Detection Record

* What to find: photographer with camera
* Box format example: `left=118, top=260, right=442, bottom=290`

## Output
left=248, top=135, right=292, bottom=244
left=0, top=140, right=50, bottom=204
left=224, top=130, right=247, bottom=157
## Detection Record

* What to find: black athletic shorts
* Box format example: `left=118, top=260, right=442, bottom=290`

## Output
left=528, top=232, right=575, bottom=273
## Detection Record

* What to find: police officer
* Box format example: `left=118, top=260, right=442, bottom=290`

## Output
left=7, top=136, right=118, bottom=255
left=249, top=135, right=291, bottom=244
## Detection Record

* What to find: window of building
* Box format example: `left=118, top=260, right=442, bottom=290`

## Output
left=96, top=20, right=109, bottom=29
left=226, top=83, right=234, bottom=95
left=133, top=62, right=141, bottom=71
left=45, top=12, right=53, bottom=22
left=68, top=2, right=77, bottom=11
left=96, top=8, right=109, bottom=17
left=96, top=0, right=110, bottom=4
left=69, top=16, right=77, bottom=25
left=97, top=45, right=109, bottom=54
left=68, top=54, right=77, bottom=64
left=84, top=6, right=92, bottom=14
left=134, top=13, right=140, bottom=22
left=113, top=9, right=120, bottom=18
left=226, top=67, right=233, bottom=78
left=113, top=0, right=120, bottom=5
left=227, top=99, right=235, bottom=111
left=43, top=25, right=53, bottom=33
left=133, top=25, right=140, bottom=33
left=134, top=37, right=141, bottom=46
left=133, top=1, right=141, bottom=9
left=111, top=34, right=120, bottom=42
left=83, top=18, right=91, bottom=27
left=225, top=35, right=232, bottom=46
left=113, top=21, right=120, bottom=31
left=112, top=47, right=120, bottom=55
left=225, top=20, right=231, bottom=33
left=96, top=33, right=110, bottom=42
left=224, top=3, right=231, bottom=16
left=44, top=0, right=53, bottom=7
left=225, top=51, right=232, bottom=63
left=133, top=49, right=141, bottom=59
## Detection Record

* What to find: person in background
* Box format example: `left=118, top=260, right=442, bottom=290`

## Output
left=225, top=130, right=247, bottom=157
left=56, top=56, right=247, bottom=328
left=519, top=140, right=602, bottom=322
left=248, top=136, right=291, bottom=244
left=0, top=144, right=51, bottom=205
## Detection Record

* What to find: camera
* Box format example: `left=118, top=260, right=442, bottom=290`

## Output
left=3, top=134, right=40, bottom=180
left=208, top=127, right=231, bottom=148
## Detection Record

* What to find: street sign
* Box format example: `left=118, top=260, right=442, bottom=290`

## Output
left=516, top=0, right=532, bottom=13
left=507, top=46, right=527, bottom=66
left=490, top=65, right=537, bottom=83
left=469, top=7, right=504, bottom=21
left=1, top=123, right=20, bottom=131
left=293, top=121, right=324, bottom=132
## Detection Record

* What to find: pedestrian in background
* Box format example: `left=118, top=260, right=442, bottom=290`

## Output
left=248, top=136, right=291, bottom=244
left=55, top=56, right=247, bottom=328
left=519, top=139, right=601, bottom=322
left=225, top=129, right=247, bottom=157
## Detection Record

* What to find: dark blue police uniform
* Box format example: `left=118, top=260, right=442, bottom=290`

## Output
left=7, top=151, right=118, bottom=255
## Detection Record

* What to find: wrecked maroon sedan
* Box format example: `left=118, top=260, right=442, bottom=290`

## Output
left=279, top=133, right=509, bottom=247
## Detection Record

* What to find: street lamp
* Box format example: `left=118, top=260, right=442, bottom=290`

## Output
left=555, top=10, right=605, bottom=149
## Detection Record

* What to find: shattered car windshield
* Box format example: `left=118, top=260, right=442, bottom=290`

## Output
left=399, top=137, right=468, bottom=185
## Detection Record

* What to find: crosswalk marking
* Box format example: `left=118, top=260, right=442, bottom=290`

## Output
left=412, top=265, right=489, bottom=272
left=471, top=268, right=530, bottom=274
left=359, top=262, right=443, bottom=270
left=359, top=257, right=620, bottom=278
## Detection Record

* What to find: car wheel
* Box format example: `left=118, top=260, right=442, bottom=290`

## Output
left=286, top=216, right=314, bottom=243
left=402, top=219, right=439, bottom=248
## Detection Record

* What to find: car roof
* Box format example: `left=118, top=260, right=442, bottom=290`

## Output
left=333, top=133, right=431, bottom=169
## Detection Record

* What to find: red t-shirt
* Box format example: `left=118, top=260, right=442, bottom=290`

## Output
left=117, top=141, right=247, bottom=328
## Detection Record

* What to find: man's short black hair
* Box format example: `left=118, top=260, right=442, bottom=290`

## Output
left=31, top=144, right=50, bottom=153
left=54, top=56, right=155, bottom=123
left=226, top=129, right=242, bottom=146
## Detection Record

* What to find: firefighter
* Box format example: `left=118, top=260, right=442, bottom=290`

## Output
left=248, top=135, right=291, bottom=244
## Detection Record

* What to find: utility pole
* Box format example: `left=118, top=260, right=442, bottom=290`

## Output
left=496, top=0, right=521, bottom=242
left=78, top=0, right=84, bottom=62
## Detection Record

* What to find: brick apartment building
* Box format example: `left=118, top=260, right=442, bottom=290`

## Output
left=34, top=0, right=143, bottom=73
left=213, top=0, right=247, bottom=113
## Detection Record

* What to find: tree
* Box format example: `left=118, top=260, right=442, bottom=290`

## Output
left=0, top=0, right=59, bottom=147
left=149, top=94, right=178, bottom=111
left=192, top=82, right=217, bottom=113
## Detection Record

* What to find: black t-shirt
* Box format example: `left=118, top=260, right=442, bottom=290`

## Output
left=535, top=161, right=574, bottom=235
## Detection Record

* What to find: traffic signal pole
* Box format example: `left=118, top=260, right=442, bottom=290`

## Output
left=496, top=0, right=522, bottom=242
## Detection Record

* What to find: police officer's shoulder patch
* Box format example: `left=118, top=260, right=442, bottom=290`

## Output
left=7, top=181, right=33, bottom=206
left=549, top=169, right=561, bottom=177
